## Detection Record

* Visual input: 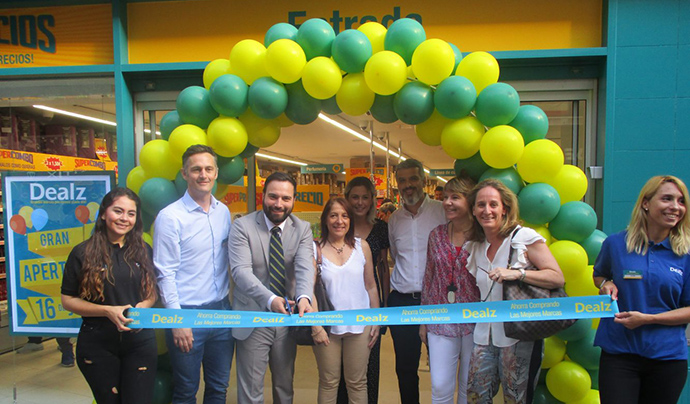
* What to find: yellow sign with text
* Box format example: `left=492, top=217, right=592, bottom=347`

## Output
left=27, top=226, right=84, bottom=258
left=0, top=149, right=118, bottom=173
left=18, top=256, right=67, bottom=297
left=18, top=296, right=77, bottom=325
left=223, top=184, right=330, bottom=213
left=0, top=4, right=113, bottom=68
left=347, top=168, right=388, bottom=191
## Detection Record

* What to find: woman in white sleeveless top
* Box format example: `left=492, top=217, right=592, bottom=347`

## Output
left=311, top=197, right=381, bottom=404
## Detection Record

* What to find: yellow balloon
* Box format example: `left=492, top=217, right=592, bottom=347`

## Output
left=207, top=117, right=248, bottom=157
left=411, top=39, right=455, bottom=85
left=214, top=183, right=230, bottom=199
left=265, top=39, right=306, bottom=84
left=229, top=39, right=269, bottom=85
left=565, top=265, right=599, bottom=297
left=275, top=113, right=295, bottom=128
left=441, top=116, right=485, bottom=159
left=87, top=202, right=100, bottom=222
left=480, top=125, right=524, bottom=169
left=364, top=51, right=407, bottom=95
left=168, top=124, right=208, bottom=160
left=302, top=57, right=343, bottom=100
left=155, top=329, right=168, bottom=355
left=568, top=389, right=601, bottom=404
left=523, top=222, right=552, bottom=245
left=407, top=64, right=417, bottom=80
left=517, top=139, right=564, bottom=183
left=203, top=59, right=231, bottom=89
left=546, top=361, right=591, bottom=403
left=549, top=240, right=588, bottom=279
left=336, top=73, right=375, bottom=116
left=18, top=206, right=33, bottom=228
left=357, top=22, right=387, bottom=54
left=139, top=140, right=179, bottom=180
left=240, top=110, right=281, bottom=147
left=416, top=109, right=451, bottom=146
left=542, top=336, right=566, bottom=369
left=142, top=232, right=153, bottom=247
left=126, top=165, right=149, bottom=194
left=547, top=164, right=588, bottom=204
left=456, top=51, right=499, bottom=93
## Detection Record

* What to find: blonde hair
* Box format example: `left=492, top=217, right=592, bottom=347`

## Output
left=467, top=179, right=521, bottom=242
left=626, top=175, right=690, bottom=256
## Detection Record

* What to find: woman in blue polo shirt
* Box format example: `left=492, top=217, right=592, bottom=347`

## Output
left=594, top=175, right=690, bottom=404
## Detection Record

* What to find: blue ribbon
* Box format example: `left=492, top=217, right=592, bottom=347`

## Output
left=127, top=295, right=618, bottom=329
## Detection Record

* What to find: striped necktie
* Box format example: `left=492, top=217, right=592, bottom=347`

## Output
left=268, top=226, right=286, bottom=296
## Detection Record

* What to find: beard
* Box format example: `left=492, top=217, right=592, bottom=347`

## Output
left=402, top=187, right=424, bottom=206
left=263, top=201, right=293, bottom=225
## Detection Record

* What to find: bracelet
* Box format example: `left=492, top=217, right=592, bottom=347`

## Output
left=311, top=328, right=324, bottom=337
left=518, top=268, right=526, bottom=282
left=598, top=279, right=610, bottom=289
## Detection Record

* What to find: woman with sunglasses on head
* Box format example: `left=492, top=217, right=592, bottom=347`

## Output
left=594, top=175, right=690, bottom=404
left=465, top=179, right=564, bottom=404
left=61, top=187, right=158, bottom=404
left=419, top=176, right=480, bottom=404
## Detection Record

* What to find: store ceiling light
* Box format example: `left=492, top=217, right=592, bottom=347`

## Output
left=318, top=114, right=402, bottom=159
left=255, top=152, right=308, bottom=166
left=33, top=105, right=117, bottom=127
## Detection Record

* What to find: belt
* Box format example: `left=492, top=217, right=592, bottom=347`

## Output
left=394, top=290, right=421, bottom=300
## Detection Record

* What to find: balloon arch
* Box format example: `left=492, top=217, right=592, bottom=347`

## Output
left=126, top=18, right=605, bottom=404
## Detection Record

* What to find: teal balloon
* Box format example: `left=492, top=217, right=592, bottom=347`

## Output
left=588, top=369, right=599, bottom=389
left=393, top=81, right=434, bottom=125
left=435, top=76, right=477, bottom=119
left=474, top=82, right=520, bottom=127
left=566, top=329, right=601, bottom=370
left=383, top=18, right=426, bottom=65
left=321, top=96, right=342, bottom=115
left=556, top=318, right=592, bottom=342
left=549, top=201, right=598, bottom=243
left=370, top=94, right=398, bottom=124
left=248, top=77, right=288, bottom=120
left=209, top=74, right=249, bottom=117
left=218, top=156, right=246, bottom=184
left=139, top=177, right=179, bottom=216
left=579, top=229, right=607, bottom=265
left=176, top=86, right=219, bottom=129
left=264, top=22, right=298, bottom=47
left=454, top=152, right=489, bottom=181
left=141, top=209, right=155, bottom=231
left=479, top=167, right=524, bottom=195
left=31, top=208, right=49, bottom=231
left=239, top=142, right=260, bottom=158
left=285, top=80, right=321, bottom=125
left=160, top=110, right=183, bottom=141
left=533, top=384, right=564, bottom=404
left=331, top=29, right=372, bottom=73
left=296, top=18, right=336, bottom=60
left=518, top=183, right=561, bottom=225
left=449, top=42, right=462, bottom=74
left=509, top=104, right=549, bottom=144
left=157, top=352, right=172, bottom=371
left=174, top=171, right=217, bottom=196
left=152, top=370, right=173, bottom=404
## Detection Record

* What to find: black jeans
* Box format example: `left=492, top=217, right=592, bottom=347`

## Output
left=76, top=319, right=158, bottom=404
left=599, top=350, right=687, bottom=404
left=388, top=290, right=422, bottom=404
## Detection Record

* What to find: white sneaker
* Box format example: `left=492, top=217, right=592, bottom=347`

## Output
left=16, top=343, right=44, bottom=354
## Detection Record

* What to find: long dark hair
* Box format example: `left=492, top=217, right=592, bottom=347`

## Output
left=80, top=187, right=157, bottom=303
left=320, top=197, right=356, bottom=248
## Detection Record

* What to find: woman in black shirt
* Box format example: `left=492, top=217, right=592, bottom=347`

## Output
left=61, top=187, right=158, bottom=404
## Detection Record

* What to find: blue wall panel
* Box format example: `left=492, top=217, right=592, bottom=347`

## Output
left=677, top=98, right=690, bottom=150
left=608, top=151, right=671, bottom=202
left=614, top=46, right=677, bottom=99
left=678, top=45, right=690, bottom=97
left=613, top=98, right=675, bottom=151
left=616, top=0, right=679, bottom=47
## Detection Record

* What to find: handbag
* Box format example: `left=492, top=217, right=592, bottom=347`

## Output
left=289, top=241, right=334, bottom=346
left=502, top=227, right=576, bottom=341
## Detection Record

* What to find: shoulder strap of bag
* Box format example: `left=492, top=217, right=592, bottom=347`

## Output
left=314, top=240, right=323, bottom=276
left=506, top=225, right=522, bottom=268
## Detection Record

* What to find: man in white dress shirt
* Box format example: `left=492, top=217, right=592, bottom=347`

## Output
left=388, top=159, right=446, bottom=404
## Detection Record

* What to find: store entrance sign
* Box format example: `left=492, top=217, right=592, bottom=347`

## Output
left=301, top=164, right=344, bottom=174
left=430, top=169, right=456, bottom=177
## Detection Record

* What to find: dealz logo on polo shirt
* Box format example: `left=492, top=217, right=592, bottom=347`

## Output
left=669, top=267, right=683, bottom=276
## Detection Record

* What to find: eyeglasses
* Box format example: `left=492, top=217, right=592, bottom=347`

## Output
left=477, top=266, right=496, bottom=302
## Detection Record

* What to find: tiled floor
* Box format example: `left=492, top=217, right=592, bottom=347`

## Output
left=0, top=333, right=435, bottom=404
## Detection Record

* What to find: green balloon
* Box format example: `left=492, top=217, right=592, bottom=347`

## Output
left=518, top=183, right=561, bottom=225
left=474, top=82, right=520, bottom=127
left=331, top=29, right=372, bottom=73
left=139, top=177, right=179, bottom=216
left=248, top=77, right=288, bottom=120
left=176, top=86, right=219, bottom=129
left=157, top=352, right=172, bottom=371
left=209, top=74, right=249, bottom=118
left=579, top=229, right=607, bottom=265
left=565, top=328, right=601, bottom=370
left=479, top=167, right=524, bottom=195
left=239, top=142, right=260, bottom=158
left=454, top=152, right=489, bottom=181
left=141, top=209, right=155, bottom=232
left=370, top=94, right=398, bottom=124
left=174, top=171, right=217, bottom=196
left=549, top=201, right=597, bottom=243
left=218, top=156, right=246, bottom=184
left=533, top=384, right=564, bottom=404
left=264, top=22, right=298, bottom=47
left=588, top=369, right=599, bottom=390
left=449, top=42, right=462, bottom=74
left=152, top=370, right=173, bottom=404
left=285, top=80, right=321, bottom=125
left=555, top=318, right=592, bottom=342
left=321, top=96, right=342, bottom=115
left=160, top=110, right=183, bottom=141
left=393, top=81, right=434, bottom=125
left=296, top=18, right=335, bottom=60
left=510, top=104, right=549, bottom=144
left=435, top=76, right=476, bottom=119
left=383, top=18, right=426, bottom=65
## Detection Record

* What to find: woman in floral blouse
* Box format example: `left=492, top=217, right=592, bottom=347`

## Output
left=420, top=176, right=480, bottom=404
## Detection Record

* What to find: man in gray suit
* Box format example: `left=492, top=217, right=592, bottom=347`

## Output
left=229, top=171, right=315, bottom=404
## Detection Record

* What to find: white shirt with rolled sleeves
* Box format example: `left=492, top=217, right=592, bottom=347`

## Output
left=153, top=191, right=232, bottom=309
left=388, top=195, right=446, bottom=294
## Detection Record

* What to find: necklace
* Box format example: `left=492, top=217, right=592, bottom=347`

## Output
left=328, top=240, right=345, bottom=254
